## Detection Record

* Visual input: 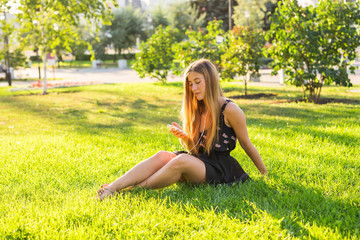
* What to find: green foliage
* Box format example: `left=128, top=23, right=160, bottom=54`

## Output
left=66, top=24, right=93, bottom=61
left=89, top=35, right=106, bottom=61
left=173, top=19, right=224, bottom=75
left=17, top=0, right=115, bottom=93
left=167, top=0, right=206, bottom=41
left=266, top=0, right=360, bottom=102
left=191, top=0, right=238, bottom=31
left=0, top=47, right=27, bottom=69
left=221, top=26, right=265, bottom=95
left=99, top=6, right=145, bottom=61
left=133, top=25, right=179, bottom=83
left=71, top=41, right=89, bottom=61
left=149, top=5, right=169, bottom=31
left=17, top=0, right=114, bottom=55
left=0, top=1, right=25, bottom=71
left=221, top=26, right=265, bottom=78
left=233, top=0, right=278, bottom=30
left=73, top=53, right=136, bottom=62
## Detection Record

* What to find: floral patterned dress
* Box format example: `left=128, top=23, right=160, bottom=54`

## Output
left=177, top=99, right=250, bottom=185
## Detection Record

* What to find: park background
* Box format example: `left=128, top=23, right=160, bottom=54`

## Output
left=1, top=0, right=360, bottom=239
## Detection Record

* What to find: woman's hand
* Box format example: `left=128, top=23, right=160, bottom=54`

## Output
left=169, top=122, right=188, bottom=139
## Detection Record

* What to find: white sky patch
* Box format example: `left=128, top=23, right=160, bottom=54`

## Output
left=5, top=1, right=21, bottom=14
left=297, top=0, right=317, bottom=7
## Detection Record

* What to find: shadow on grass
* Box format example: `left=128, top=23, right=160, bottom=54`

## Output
left=239, top=103, right=360, bottom=148
left=230, top=93, right=278, bottom=99
left=223, top=84, right=360, bottom=104
left=222, top=85, right=299, bottom=100
left=0, top=94, right=178, bottom=136
left=1, top=86, right=358, bottom=147
left=128, top=175, right=359, bottom=239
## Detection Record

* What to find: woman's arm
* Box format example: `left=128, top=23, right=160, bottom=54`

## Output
left=169, top=122, right=194, bottom=150
left=225, top=103, right=268, bottom=176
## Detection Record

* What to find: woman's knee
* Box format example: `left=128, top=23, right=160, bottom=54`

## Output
left=167, top=154, right=206, bottom=183
left=154, top=151, right=174, bottom=165
left=167, top=154, right=190, bottom=171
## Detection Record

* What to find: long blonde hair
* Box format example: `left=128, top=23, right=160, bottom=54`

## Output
left=181, top=59, right=224, bottom=155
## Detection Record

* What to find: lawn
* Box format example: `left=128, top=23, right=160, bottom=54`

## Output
left=0, top=82, right=359, bottom=239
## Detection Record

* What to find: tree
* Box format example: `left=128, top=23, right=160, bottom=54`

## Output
left=0, top=0, right=15, bottom=86
left=191, top=0, right=238, bottom=31
left=0, top=47, right=26, bottom=69
left=173, top=19, right=224, bottom=75
left=99, top=6, right=145, bottom=62
left=17, top=0, right=115, bottom=94
left=221, top=26, right=265, bottom=96
left=69, top=25, right=91, bottom=61
left=167, top=0, right=206, bottom=41
left=233, top=0, right=278, bottom=30
left=266, top=0, right=360, bottom=102
left=149, top=5, right=169, bottom=30
left=50, top=23, right=91, bottom=65
left=132, top=25, right=179, bottom=83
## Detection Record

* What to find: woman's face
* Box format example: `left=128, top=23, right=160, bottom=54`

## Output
left=188, top=71, right=206, bottom=101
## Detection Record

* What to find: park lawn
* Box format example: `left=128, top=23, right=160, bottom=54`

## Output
left=0, top=82, right=359, bottom=239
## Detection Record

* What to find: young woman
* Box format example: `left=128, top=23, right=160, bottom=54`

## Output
left=97, top=59, right=267, bottom=200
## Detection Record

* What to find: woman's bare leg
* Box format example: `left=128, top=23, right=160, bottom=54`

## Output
left=138, top=154, right=206, bottom=189
left=97, top=152, right=206, bottom=200
left=105, top=151, right=176, bottom=192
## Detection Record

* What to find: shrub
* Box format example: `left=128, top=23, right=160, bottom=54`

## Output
left=221, top=26, right=265, bottom=95
left=173, top=19, right=224, bottom=75
left=132, top=25, right=179, bottom=83
left=266, top=0, right=360, bottom=102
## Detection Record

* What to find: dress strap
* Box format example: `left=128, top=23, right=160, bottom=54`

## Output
left=221, top=99, right=232, bottom=113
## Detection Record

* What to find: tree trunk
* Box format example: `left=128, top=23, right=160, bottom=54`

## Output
left=301, top=84, right=306, bottom=101
left=245, top=78, right=248, bottom=96
left=43, top=52, right=47, bottom=95
left=4, top=11, right=11, bottom=87
left=245, top=67, right=250, bottom=96
left=316, top=86, right=322, bottom=104
left=309, top=86, right=315, bottom=102
left=316, top=75, right=324, bottom=103
left=113, top=48, right=117, bottom=63
left=6, top=71, right=12, bottom=86
left=161, top=70, right=168, bottom=83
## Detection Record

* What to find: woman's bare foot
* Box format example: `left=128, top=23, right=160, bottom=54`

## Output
left=97, top=184, right=115, bottom=201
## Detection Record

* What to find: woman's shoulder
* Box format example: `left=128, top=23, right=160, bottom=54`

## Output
left=222, top=99, right=245, bottom=118
left=219, top=97, right=235, bottom=108
left=219, top=98, right=239, bottom=110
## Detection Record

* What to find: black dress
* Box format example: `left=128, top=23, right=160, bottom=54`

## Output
left=176, top=99, right=250, bottom=185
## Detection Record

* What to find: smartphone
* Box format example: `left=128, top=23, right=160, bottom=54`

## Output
left=167, top=124, right=188, bottom=136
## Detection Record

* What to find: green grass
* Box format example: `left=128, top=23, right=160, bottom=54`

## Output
left=0, top=83, right=359, bottom=239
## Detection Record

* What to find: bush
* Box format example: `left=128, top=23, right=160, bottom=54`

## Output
left=266, top=0, right=360, bottom=102
left=133, top=26, right=179, bottom=83
left=221, top=26, right=265, bottom=95
left=79, top=53, right=136, bottom=61
left=172, top=19, right=225, bottom=75
left=75, top=54, right=91, bottom=61
left=260, top=58, right=273, bottom=68
left=30, top=56, right=41, bottom=62
left=0, top=48, right=27, bottom=69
